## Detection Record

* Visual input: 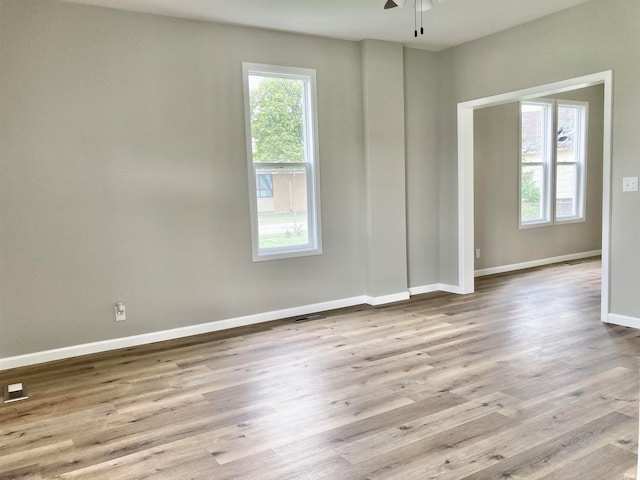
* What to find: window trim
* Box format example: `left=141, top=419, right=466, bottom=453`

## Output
left=519, top=99, right=554, bottom=228
left=555, top=100, right=589, bottom=225
left=242, top=62, right=322, bottom=262
left=518, top=99, right=588, bottom=229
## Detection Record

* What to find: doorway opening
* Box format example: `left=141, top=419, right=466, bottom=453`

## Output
left=457, top=71, right=613, bottom=323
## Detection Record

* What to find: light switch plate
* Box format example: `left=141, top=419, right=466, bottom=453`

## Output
left=622, top=176, right=638, bottom=192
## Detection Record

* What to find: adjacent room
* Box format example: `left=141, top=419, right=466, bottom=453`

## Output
left=2, top=0, right=640, bottom=478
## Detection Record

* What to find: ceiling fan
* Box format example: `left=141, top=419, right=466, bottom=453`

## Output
left=384, top=0, right=446, bottom=9
left=384, top=0, right=447, bottom=37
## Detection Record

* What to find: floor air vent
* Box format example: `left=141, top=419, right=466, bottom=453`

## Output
left=293, top=314, right=324, bottom=323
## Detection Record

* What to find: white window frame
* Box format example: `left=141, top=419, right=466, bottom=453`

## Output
left=242, top=62, right=322, bottom=262
left=555, top=100, right=588, bottom=224
left=519, top=99, right=554, bottom=228
left=519, top=99, right=588, bottom=228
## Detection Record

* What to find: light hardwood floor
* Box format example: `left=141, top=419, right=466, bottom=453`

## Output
left=1, top=257, right=639, bottom=479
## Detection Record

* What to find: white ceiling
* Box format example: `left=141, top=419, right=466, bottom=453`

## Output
left=62, top=0, right=593, bottom=51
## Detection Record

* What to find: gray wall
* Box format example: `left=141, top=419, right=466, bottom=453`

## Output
left=361, top=40, right=408, bottom=298
left=443, top=0, right=640, bottom=318
left=3, top=0, right=640, bottom=360
left=474, top=86, right=604, bottom=270
left=404, top=48, right=442, bottom=288
left=436, top=51, right=458, bottom=286
left=0, top=1, right=369, bottom=357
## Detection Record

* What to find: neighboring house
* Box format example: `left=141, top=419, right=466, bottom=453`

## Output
left=256, top=171, right=307, bottom=214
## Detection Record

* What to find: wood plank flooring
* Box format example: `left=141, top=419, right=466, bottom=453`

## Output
left=1, top=257, right=639, bottom=479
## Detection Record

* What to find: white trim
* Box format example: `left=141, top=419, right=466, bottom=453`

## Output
left=0, top=295, right=366, bottom=371
left=409, top=283, right=465, bottom=295
left=604, top=314, right=640, bottom=330
left=457, top=105, right=475, bottom=294
left=555, top=99, right=589, bottom=224
left=518, top=99, right=554, bottom=228
left=600, top=71, right=613, bottom=325
left=365, top=292, right=411, bottom=306
left=457, top=70, right=613, bottom=324
left=474, top=250, right=602, bottom=277
left=437, top=283, right=466, bottom=295
left=408, top=284, right=440, bottom=295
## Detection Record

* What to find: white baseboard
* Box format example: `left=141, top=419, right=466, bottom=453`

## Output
left=365, top=292, right=411, bottom=306
left=474, top=250, right=602, bottom=277
left=437, top=283, right=465, bottom=295
left=0, top=295, right=367, bottom=371
left=604, top=313, right=640, bottom=329
left=409, top=283, right=464, bottom=296
left=408, top=284, right=439, bottom=295
left=0, top=284, right=484, bottom=371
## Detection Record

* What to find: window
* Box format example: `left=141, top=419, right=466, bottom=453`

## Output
left=556, top=102, right=588, bottom=221
left=243, top=63, right=322, bottom=261
left=520, top=100, right=553, bottom=225
left=256, top=174, right=273, bottom=198
left=519, top=99, right=588, bottom=227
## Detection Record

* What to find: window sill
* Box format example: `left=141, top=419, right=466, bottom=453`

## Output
left=252, top=246, right=323, bottom=262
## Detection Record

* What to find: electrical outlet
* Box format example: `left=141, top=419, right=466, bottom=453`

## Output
left=115, top=302, right=126, bottom=321
left=3, top=383, right=28, bottom=403
left=475, top=249, right=481, bottom=259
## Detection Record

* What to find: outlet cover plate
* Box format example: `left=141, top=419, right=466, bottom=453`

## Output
left=4, top=383, right=28, bottom=403
left=115, top=303, right=126, bottom=321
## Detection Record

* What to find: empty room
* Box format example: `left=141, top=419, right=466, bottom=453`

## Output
left=2, top=0, right=640, bottom=478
